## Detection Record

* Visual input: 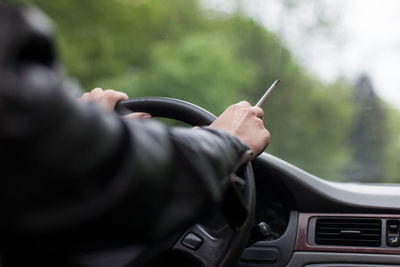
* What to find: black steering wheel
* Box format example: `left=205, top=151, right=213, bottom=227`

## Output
left=115, top=97, right=256, bottom=267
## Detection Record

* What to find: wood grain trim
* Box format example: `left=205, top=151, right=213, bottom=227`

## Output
left=295, top=213, right=400, bottom=254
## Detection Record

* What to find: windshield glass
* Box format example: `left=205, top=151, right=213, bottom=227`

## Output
left=25, top=0, right=400, bottom=183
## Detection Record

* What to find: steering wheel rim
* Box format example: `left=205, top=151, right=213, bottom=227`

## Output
left=115, top=97, right=256, bottom=267
left=116, top=97, right=217, bottom=125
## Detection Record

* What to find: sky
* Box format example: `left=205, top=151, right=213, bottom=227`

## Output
left=204, top=0, right=400, bottom=109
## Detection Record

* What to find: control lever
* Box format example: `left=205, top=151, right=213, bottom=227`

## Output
left=246, top=222, right=272, bottom=246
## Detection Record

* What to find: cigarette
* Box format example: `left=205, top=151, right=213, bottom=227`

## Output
left=255, top=79, right=280, bottom=107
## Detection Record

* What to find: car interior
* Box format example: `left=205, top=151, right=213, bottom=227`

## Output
left=4, top=1, right=400, bottom=267
left=114, top=97, right=400, bottom=267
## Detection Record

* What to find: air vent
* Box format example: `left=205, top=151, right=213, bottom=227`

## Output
left=315, top=218, right=381, bottom=247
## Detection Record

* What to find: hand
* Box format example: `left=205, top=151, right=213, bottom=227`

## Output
left=79, top=88, right=151, bottom=119
left=209, top=101, right=270, bottom=160
left=79, top=88, right=128, bottom=111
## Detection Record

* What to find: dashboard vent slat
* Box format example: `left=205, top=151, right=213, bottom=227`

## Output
left=315, top=218, right=381, bottom=247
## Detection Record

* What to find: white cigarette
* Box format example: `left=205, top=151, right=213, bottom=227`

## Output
left=255, top=79, right=280, bottom=107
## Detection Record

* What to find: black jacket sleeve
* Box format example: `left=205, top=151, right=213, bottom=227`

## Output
left=0, top=70, right=249, bottom=252
left=0, top=4, right=249, bottom=257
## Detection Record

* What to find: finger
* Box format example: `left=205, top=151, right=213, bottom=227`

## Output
left=123, top=112, right=152, bottom=119
left=91, top=87, right=104, bottom=95
left=252, top=106, right=264, bottom=120
left=79, top=88, right=104, bottom=102
left=109, top=92, right=128, bottom=104
left=99, top=90, right=129, bottom=111
left=104, top=89, right=128, bottom=101
left=236, top=100, right=252, bottom=107
left=87, top=87, right=104, bottom=101
left=260, top=128, right=271, bottom=153
left=79, top=92, right=90, bottom=101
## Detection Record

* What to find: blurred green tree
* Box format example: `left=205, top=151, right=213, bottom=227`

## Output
left=26, top=0, right=399, bottom=182
left=346, top=75, right=388, bottom=182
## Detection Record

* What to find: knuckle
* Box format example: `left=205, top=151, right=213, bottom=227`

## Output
left=254, top=106, right=264, bottom=115
left=228, top=103, right=239, bottom=110
left=104, top=90, right=119, bottom=99
left=239, top=100, right=251, bottom=107
left=102, top=90, right=128, bottom=102
left=232, top=101, right=250, bottom=109
left=104, top=89, right=115, bottom=95
left=104, top=89, right=117, bottom=94
left=246, top=109, right=256, bottom=117
left=103, top=92, right=114, bottom=99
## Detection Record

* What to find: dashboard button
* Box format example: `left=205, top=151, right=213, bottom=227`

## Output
left=387, top=220, right=400, bottom=247
left=181, top=232, right=203, bottom=250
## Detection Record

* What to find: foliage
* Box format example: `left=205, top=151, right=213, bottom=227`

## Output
left=27, top=0, right=400, bottom=182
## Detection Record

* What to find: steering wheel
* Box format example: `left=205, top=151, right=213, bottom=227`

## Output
left=115, top=97, right=256, bottom=267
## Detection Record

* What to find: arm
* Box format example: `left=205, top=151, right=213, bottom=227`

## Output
left=1, top=82, right=267, bottom=250
left=0, top=4, right=269, bottom=254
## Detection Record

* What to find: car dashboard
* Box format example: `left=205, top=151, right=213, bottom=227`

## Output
left=238, top=153, right=400, bottom=266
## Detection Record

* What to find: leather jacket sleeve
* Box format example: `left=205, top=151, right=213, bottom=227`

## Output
left=0, top=72, right=249, bottom=251
left=0, top=4, right=249, bottom=256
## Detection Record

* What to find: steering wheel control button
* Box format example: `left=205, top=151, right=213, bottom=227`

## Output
left=386, top=220, right=400, bottom=247
left=182, top=232, right=203, bottom=250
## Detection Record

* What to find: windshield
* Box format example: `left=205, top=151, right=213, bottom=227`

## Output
left=25, top=0, right=400, bottom=183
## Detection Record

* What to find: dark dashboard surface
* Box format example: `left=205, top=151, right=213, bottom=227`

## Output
left=252, top=153, right=400, bottom=215
left=239, top=153, right=400, bottom=267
